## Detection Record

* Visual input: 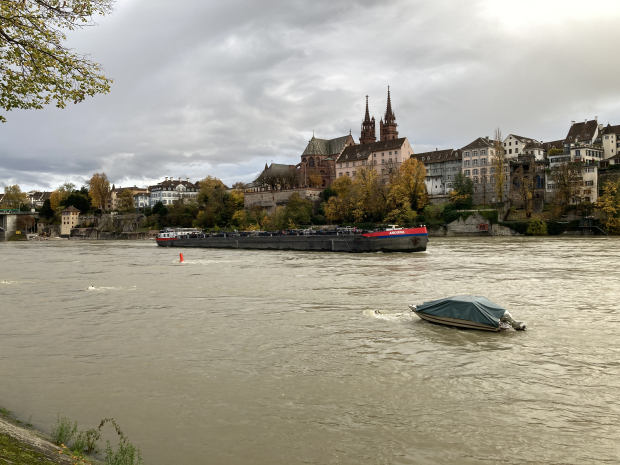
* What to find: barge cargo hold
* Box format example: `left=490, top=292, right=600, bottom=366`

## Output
left=156, top=227, right=428, bottom=253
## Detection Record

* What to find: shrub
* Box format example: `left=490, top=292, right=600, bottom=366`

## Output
left=443, top=210, right=461, bottom=224
left=526, top=219, right=548, bottom=236
left=104, top=440, right=143, bottom=465
left=480, top=210, right=499, bottom=224
left=50, top=415, right=77, bottom=446
left=499, top=221, right=530, bottom=235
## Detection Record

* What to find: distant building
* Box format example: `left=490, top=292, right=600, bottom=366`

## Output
left=461, top=137, right=507, bottom=203
left=106, top=185, right=149, bottom=211
left=26, top=191, right=52, bottom=208
left=148, top=177, right=200, bottom=207
left=410, top=149, right=462, bottom=195
left=509, top=155, right=549, bottom=210
left=503, top=134, right=538, bottom=158
left=600, top=123, right=620, bottom=166
left=299, top=134, right=354, bottom=188
left=550, top=118, right=604, bottom=167
left=60, top=206, right=80, bottom=236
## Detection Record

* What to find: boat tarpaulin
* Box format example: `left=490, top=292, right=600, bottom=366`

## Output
left=416, top=295, right=507, bottom=329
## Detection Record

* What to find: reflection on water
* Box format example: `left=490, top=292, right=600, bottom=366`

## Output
left=1, top=237, right=620, bottom=464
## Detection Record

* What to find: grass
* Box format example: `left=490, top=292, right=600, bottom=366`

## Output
left=0, top=433, right=64, bottom=465
left=6, top=232, right=28, bottom=241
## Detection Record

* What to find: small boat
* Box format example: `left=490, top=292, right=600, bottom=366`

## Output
left=409, top=295, right=526, bottom=332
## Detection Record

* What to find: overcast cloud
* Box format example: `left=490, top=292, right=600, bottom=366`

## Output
left=2, top=0, right=620, bottom=191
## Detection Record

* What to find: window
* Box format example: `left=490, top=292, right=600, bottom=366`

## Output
left=346, top=163, right=349, bottom=167
left=504, top=166, right=508, bottom=172
left=382, top=153, right=385, bottom=157
left=362, top=160, right=366, bottom=166
left=606, top=136, right=609, bottom=139
left=481, top=158, right=486, bottom=165
left=339, top=164, right=342, bottom=168
left=515, top=148, right=519, bottom=153
left=389, top=158, right=392, bottom=163
left=382, top=159, right=385, bottom=164
left=389, top=151, right=392, bottom=155
left=465, top=170, right=471, bottom=176
left=422, top=157, right=425, bottom=161
left=481, top=150, right=486, bottom=155
left=465, top=160, right=470, bottom=166
left=352, top=162, right=356, bottom=167
left=473, top=151, right=478, bottom=156
left=339, top=173, right=343, bottom=177
left=465, top=152, right=469, bottom=157
left=473, top=159, right=478, bottom=166
left=473, top=169, right=478, bottom=175
left=585, top=180, right=594, bottom=186
left=474, top=178, right=479, bottom=184
left=395, top=151, right=398, bottom=154
left=352, top=171, right=357, bottom=176
left=447, top=175, right=451, bottom=180
left=509, top=149, right=512, bottom=154
left=373, top=154, right=376, bottom=157
left=490, top=167, right=495, bottom=173
left=346, top=172, right=350, bottom=177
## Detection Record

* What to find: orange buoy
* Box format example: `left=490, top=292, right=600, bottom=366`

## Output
left=179, top=253, right=184, bottom=263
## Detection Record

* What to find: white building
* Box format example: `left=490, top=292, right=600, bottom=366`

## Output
left=548, top=118, right=604, bottom=168
left=60, top=206, right=80, bottom=236
left=149, top=177, right=201, bottom=207
left=410, top=149, right=462, bottom=195
left=503, top=134, right=538, bottom=158
left=600, top=123, right=620, bottom=164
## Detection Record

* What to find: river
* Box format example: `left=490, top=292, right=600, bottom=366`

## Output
left=1, top=237, right=619, bottom=464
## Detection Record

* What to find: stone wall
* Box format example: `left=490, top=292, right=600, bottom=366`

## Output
left=69, top=228, right=151, bottom=240
left=428, top=212, right=520, bottom=237
left=244, top=188, right=323, bottom=211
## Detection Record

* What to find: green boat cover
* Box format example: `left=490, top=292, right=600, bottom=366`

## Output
left=416, top=295, right=507, bottom=328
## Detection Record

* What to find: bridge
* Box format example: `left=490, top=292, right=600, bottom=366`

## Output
left=0, top=210, right=39, bottom=241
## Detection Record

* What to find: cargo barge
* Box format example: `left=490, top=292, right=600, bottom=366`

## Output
left=156, top=226, right=428, bottom=253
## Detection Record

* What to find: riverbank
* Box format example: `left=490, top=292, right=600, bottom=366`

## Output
left=0, top=408, right=75, bottom=464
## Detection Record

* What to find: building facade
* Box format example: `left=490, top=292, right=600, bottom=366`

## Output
left=503, top=134, right=538, bottom=158
left=148, top=178, right=200, bottom=207
left=461, top=137, right=507, bottom=203
left=60, top=206, right=80, bottom=236
left=410, top=149, right=462, bottom=195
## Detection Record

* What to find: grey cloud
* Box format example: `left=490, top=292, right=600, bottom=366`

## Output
left=2, top=0, right=620, bottom=191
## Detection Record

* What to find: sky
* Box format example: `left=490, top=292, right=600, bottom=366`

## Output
left=2, top=0, right=620, bottom=191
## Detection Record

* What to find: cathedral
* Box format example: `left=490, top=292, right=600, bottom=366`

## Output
left=299, top=88, right=411, bottom=186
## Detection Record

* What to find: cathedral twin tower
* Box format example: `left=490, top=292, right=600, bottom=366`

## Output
left=360, top=87, right=399, bottom=144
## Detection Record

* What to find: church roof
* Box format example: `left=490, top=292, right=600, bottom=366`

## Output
left=302, top=135, right=351, bottom=156
left=336, top=138, right=407, bottom=162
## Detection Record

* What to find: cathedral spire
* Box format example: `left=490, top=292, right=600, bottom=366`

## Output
left=364, top=95, right=371, bottom=122
left=360, top=95, right=376, bottom=145
left=380, top=86, right=398, bottom=141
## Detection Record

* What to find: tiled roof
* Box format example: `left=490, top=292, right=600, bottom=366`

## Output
left=410, top=149, right=461, bottom=165
left=542, top=140, right=564, bottom=150
left=336, top=138, right=407, bottom=163
left=601, top=124, right=620, bottom=136
left=509, top=134, right=536, bottom=143
left=62, top=206, right=81, bottom=213
left=148, top=180, right=200, bottom=190
left=461, top=137, right=493, bottom=150
left=522, top=141, right=544, bottom=150
left=565, top=119, right=599, bottom=143
left=302, top=135, right=351, bottom=156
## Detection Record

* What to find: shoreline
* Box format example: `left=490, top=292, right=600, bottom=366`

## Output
left=0, top=409, right=99, bottom=465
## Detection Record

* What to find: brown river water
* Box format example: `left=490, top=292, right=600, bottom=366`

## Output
left=1, top=237, right=619, bottom=464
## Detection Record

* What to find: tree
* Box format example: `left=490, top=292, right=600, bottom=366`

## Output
left=39, top=198, right=54, bottom=219
left=388, top=158, right=427, bottom=211
left=492, top=128, right=507, bottom=203
left=595, top=178, right=620, bottom=234
left=549, top=162, right=587, bottom=211
left=449, top=172, right=474, bottom=208
left=514, top=165, right=534, bottom=219
left=60, top=193, right=91, bottom=213
left=1, top=185, right=28, bottom=209
left=307, top=171, right=322, bottom=188
left=88, top=173, right=110, bottom=211
left=152, top=201, right=168, bottom=217
left=479, top=166, right=490, bottom=206
left=526, top=219, right=548, bottom=236
left=117, top=189, right=135, bottom=213
left=283, top=192, right=312, bottom=226
left=0, top=0, right=114, bottom=123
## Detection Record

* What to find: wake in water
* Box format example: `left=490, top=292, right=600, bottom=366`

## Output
left=363, top=309, right=416, bottom=322
left=86, top=286, right=137, bottom=291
